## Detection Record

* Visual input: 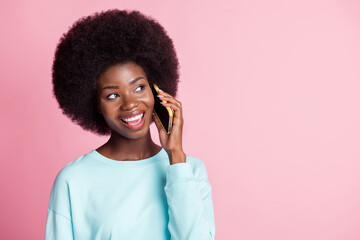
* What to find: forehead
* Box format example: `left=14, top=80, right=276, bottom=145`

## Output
left=97, top=62, right=147, bottom=85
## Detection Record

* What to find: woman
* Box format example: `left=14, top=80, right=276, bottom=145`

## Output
left=45, top=9, right=215, bottom=240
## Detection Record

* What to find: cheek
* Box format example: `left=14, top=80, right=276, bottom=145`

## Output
left=141, top=90, right=155, bottom=109
left=100, top=104, right=116, bottom=116
left=148, top=96, right=155, bottom=110
left=145, top=94, right=155, bottom=123
left=102, top=115, right=118, bottom=131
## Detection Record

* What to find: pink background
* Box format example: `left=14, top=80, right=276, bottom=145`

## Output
left=1, top=0, right=360, bottom=239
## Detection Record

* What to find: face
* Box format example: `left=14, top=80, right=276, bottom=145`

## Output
left=96, top=62, right=154, bottom=140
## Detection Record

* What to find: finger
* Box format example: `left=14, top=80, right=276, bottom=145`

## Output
left=160, top=102, right=183, bottom=123
left=157, top=88, right=174, bottom=98
left=158, top=95, right=181, bottom=108
left=161, top=101, right=180, bottom=113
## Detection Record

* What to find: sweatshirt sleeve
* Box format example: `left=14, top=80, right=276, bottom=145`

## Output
left=45, top=209, right=74, bottom=239
left=164, top=157, right=215, bottom=240
left=45, top=167, right=74, bottom=240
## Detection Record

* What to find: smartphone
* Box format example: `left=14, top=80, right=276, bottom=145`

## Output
left=151, top=83, right=173, bottom=134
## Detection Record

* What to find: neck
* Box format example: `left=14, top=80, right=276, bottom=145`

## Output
left=96, top=130, right=161, bottom=161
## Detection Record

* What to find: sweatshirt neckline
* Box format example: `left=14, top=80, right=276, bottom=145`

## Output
left=90, top=148, right=166, bottom=167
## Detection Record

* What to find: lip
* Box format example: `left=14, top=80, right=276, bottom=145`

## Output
left=119, top=111, right=146, bottom=131
left=120, top=111, right=145, bottom=120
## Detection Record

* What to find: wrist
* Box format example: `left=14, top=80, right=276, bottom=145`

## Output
left=166, top=149, right=186, bottom=165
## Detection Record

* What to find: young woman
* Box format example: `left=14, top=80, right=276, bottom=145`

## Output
left=45, top=9, right=215, bottom=240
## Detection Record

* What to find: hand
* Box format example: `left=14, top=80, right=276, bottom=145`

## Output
left=152, top=88, right=186, bottom=164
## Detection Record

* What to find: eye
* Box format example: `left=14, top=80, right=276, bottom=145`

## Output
left=135, top=84, right=145, bottom=92
left=106, top=93, right=118, bottom=99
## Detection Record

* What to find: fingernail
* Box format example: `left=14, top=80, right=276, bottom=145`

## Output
left=157, top=95, right=162, bottom=98
left=158, top=88, right=163, bottom=92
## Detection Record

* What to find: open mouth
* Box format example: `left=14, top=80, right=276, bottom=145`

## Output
left=120, top=112, right=145, bottom=130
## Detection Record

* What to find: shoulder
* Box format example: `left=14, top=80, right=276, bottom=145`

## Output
left=47, top=152, right=90, bottom=216
left=52, top=151, right=91, bottom=185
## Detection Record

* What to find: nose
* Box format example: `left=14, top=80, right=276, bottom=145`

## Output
left=120, top=94, right=138, bottom=111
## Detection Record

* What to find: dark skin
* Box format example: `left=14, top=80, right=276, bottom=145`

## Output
left=96, top=62, right=186, bottom=164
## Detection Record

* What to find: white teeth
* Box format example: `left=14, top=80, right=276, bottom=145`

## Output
left=123, top=113, right=143, bottom=122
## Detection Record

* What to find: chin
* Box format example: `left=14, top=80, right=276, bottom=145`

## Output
left=121, top=128, right=150, bottom=140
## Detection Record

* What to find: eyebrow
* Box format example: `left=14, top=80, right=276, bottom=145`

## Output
left=101, top=77, right=144, bottom=91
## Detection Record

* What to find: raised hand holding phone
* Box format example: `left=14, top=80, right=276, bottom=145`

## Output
left=152, top=84, right=173, bottom=134
left=152, top=84, right=186, bottom=164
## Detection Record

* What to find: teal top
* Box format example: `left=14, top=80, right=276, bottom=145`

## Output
left=45, top=148, right=215, bottom=239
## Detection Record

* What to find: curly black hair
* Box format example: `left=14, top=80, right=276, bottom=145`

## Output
left=52, top=9, right=179, bottom=136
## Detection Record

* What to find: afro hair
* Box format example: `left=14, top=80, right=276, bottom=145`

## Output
left=52, top=9, right=179, bottom=136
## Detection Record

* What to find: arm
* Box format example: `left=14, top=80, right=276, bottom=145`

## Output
left=45, top=209, right=74, bottom=239
left=45, top=169, right=74, bottom=240
left=164, top=159, right=215, bottom=240
left=153, top=88, right=215, bottom=238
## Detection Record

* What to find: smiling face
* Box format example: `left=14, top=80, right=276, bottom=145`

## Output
left=96, top=62, right=155, bottom=140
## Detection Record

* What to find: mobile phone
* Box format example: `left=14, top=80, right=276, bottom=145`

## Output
left=151, top=83, right=173, bottom=134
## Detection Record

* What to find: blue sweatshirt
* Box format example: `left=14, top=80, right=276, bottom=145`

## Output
left=45, top=148, right=215, bottom=239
